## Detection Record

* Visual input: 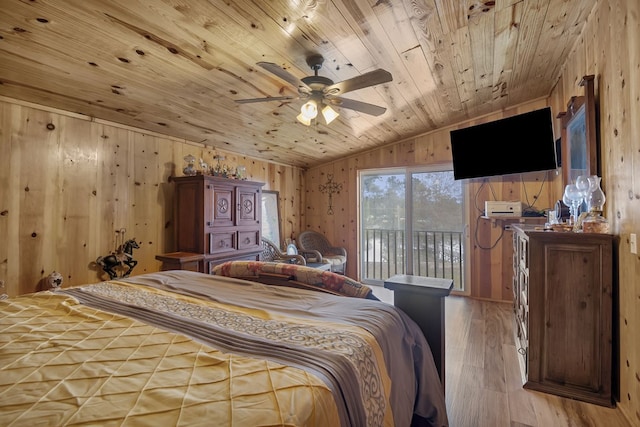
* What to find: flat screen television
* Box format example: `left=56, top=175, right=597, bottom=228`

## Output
left=449, top=107, right=557, bottom=180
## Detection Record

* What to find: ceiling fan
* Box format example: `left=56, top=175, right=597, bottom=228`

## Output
left=235, top=54, right=393, bottom=125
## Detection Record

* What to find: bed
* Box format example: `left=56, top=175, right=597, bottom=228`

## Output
left=0, top=261, right=448, bottom=426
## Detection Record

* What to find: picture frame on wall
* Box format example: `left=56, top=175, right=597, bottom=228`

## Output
left=557, top=75, right=597, bottom=186
left=261, top=190, right=281, bottom=247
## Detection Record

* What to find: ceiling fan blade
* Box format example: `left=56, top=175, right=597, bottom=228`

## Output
left=257, top=62, right=311, bottom=91
left=324, top=69, right=392, bottom=95
left=235, top=96, right=296, bottom=104
left=329, top=97, right=387, bottom=116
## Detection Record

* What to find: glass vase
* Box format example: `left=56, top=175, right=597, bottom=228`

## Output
left=563, top=184, right=583, bottom=225
left=586, top=175, right=606, bottom=212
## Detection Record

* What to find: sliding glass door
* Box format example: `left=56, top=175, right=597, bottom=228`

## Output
left=359, top=167, right=465, bottom=291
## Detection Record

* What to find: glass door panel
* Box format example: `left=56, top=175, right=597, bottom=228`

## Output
left=360, top=168, right=464, bottom=291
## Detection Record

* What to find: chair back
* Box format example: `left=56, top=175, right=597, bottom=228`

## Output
left=260, top=238, right=280, bottom=262
left=298, top=231, right=331, bottom=253
left=261, top=238, right=306, bottom=265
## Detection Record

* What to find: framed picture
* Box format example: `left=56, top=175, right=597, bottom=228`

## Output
left=261, top=190, right=281, bottom=247
left=557, top=75, right=597, bottom=186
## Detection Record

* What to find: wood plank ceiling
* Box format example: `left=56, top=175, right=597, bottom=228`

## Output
left=0, top=0, right=595, bottom=168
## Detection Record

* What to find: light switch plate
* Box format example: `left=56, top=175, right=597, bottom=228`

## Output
left=631, top=233, right=637, bottom=255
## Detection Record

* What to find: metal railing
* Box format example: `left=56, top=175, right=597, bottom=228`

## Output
left=362, top=228, right=464, bottom=291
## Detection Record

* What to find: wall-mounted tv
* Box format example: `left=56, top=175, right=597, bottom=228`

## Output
left=450, top=107, right=557, bottom=180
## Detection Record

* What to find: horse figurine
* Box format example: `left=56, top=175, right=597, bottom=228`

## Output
left=96, top=238, right=140, bottom=280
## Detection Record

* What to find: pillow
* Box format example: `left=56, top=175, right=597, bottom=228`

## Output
left=213, top=261, right=377, bottom=300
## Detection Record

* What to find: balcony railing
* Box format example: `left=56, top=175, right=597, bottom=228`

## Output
left=362, top=228, right=464, bottom=291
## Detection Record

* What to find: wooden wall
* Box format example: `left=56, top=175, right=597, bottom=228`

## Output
left=305, top=0, right=639, bottom=422
left=0, top=97, right=303, bottom=297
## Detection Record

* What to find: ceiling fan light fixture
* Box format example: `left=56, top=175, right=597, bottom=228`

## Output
left=321, top=104, right=339, bottom=124
left=300, top=100, right=318, bottom=119
left=237, top=55, right=393, bottom=124
left=296, top=113, right=312, bottom=126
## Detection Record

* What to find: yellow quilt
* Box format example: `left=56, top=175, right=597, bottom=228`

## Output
left=0, top=291, right=342, bottom=426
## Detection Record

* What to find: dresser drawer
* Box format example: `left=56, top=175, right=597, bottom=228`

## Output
left=237, top=230, right=260, bottom=250
left=518, top=235, right=529, bottom=272
left=209, top=231, right=236, bottom=253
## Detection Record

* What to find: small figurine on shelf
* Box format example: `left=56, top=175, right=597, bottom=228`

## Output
left=183, top=154, right=197, bottom=176
left=199, top=158, right=208, bottom=175
left=212, top=155, right=226, bottom=176
left=235, top=166, right=246, bottom=180
left=47, top=271, right=63, bottom=291
left=96, top=238, right=141, bottom=279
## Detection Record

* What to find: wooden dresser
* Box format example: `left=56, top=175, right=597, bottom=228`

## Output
left=156, top=175, right=264, bottom=273
left=511, top=225, right=615, bottom=407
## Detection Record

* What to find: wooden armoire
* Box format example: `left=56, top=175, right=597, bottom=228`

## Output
left=156, top=175, right=264, bottom=273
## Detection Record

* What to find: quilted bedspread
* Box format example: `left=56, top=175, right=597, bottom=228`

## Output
left=0, top=270, right=448, bottom=426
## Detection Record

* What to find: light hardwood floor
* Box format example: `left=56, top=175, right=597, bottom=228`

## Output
left=370, top=287, right=632, bottom=427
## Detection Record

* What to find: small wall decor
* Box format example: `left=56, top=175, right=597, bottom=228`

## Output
left=96, top=228, right=141, bottom=279
left=319, top=174, right=343, bottom=215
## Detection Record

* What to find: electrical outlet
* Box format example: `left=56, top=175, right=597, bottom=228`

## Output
left=631, top=233, right=637, bottom=255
